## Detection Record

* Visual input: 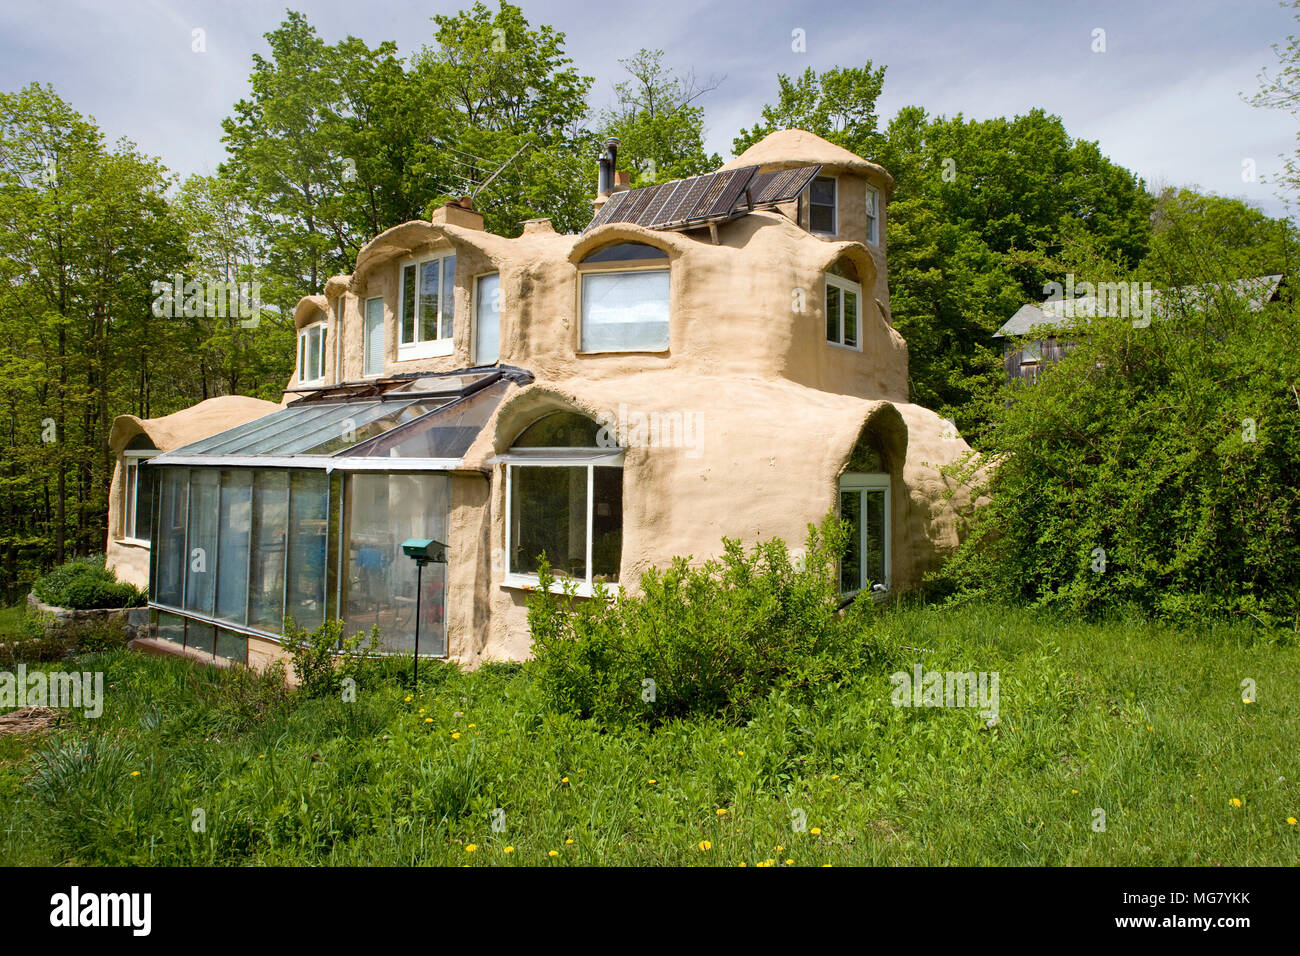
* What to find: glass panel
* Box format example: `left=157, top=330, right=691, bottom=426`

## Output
left=185, top=469, right=219, bottom=615
left=353, top=380, right=508, bottom=459
left=510, top=465, right=587, bottom=581
left=286, top=470, right=328, bottom=630
left=215, top=470, right=251, bottom=624
left=186, top=620, right=215, bottom=656
left=342, top=473, right=449, bottom=657
left=441, top=255, right=456, bottom=340
left=865, top=489, right=886, bottom=587
left=474, top=273, right=500, bottom=365
left=215, top=629, right=248, bottom=665
left=844, top=290, right=858, bottom=348
left=401, top=264, right=416, bottom=344
left=581, top=271, right=670, bottom=352
left=811, top=177, right=835, bottom=205
left=173, top=402, right=337, bottom=456
left=154, top=468, right=187, bottom=607
left=584, top=242, right=668, bottom=263
left=840, top=489, right=861, bottom=593
left=511, top=411, right=602, bottom=448
left=306, top=327, right=321, bottom=381
left=135, top=462, right=155, bottom=540
left=249, top=470, right=289, bottom=631
left=364, top=297, right=385, bottom=376
left=156, top=611, right=184, bottom=645
left=420, top=259, right=440, bottom=343
left=298, top=332, right=306, bottom=379
left=592, top=466, right=622, bottom=584
left=298, top=400, right=438, bottom=456
left=826, top=284, right=841, bottom=342
left=124, top=461, right=136, bottom=539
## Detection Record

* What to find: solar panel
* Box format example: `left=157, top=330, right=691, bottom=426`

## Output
left=749, top=165, right=822, bottom=206
left=585, top=166, right=764, bottom=232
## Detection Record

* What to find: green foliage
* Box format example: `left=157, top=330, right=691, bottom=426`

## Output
left=32, top=554, right=143, bottom=610
left=937, top=242, right=1300, bottom=626
left=527, top=518, right=890, bottom=726
left=280, top=617, right=382, bottom=699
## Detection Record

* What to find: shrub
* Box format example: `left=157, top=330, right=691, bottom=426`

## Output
left=280, top=617, right=381, bottom=699
left=32, top=555, right=145, bottom=610
left=526, top=516, right=890, bottom=726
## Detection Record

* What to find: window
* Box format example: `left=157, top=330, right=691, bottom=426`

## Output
left=826, top=272, right=862, bottom=350
left=840, top=473, right=889, bottom=594
left=364, top=297, right=385, bottom=377
left=865, top=184, right=880, bottom=245
left=809, top=176, right=837, bottom=234
left=297, top=322, right=326, bottom=385
left=503, top=412, right=623, bottom=595
left=122, top=438, right=157, bottom=543
left=474, top=272, right=500, bottom=365
left=399, top=252, right=457, bottom=359
left=579, top=243, right=669, bottom=353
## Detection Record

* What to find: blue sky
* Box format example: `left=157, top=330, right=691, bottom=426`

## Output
left=1, top=0, right=1295, bottom=216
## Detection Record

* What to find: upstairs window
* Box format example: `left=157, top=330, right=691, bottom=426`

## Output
left=399, top=252, right=457, bottom=359
left=297, top=321, right=326, bottom=385
left=363, top=297, right=385, bottom=377
left=122, top=435, right=157, bottom=543
left=503, top=411, right=623, bottom=596
left=579, top=243, right=670, bottom=353
left=865, top=184, right=880, bottom=244
left=809, top=176, right=837, bottom=234
left=825, top=260, right=862, bottom=350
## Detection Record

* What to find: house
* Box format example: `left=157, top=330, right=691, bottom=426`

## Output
left=106, top=129, right=975, bottom=672
left=995, top=275, right=1285, bottom=382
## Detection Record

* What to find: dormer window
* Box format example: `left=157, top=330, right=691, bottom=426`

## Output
left=122, top=434, right=157, bottom=544
left=825, top=259, right=862, bottom=350
left=866, top=184, right=880, bottom=245
left=297, top=321, right=326, bottom=385
left=809, top=176, right=837, bottom=234
left=578, top=242, right=670, bottom=353
left=399, top=252, right=457, bottom=359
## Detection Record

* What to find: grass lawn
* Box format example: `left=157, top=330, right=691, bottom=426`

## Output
left=0, top=602, right=1295, bottom=866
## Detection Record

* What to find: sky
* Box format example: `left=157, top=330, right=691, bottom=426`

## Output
left=1, top=0, right=1296, bottom=216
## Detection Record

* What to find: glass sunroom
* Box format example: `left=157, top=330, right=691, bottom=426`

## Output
left=145, top=368, right=526, bottom=665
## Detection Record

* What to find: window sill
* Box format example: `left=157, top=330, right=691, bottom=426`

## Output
left=116, top=538, right=150, bottom=549
left=501, top=573, right=599, bottom=598
left=299, top=377, right=326, bottom=388
left=397, top=340, right=455, bottom=361
left=576, top=347, right=670, bottom=356
left=827, top=340, right=863, bottom=353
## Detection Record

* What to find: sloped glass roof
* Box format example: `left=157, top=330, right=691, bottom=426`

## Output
left=151, top=367, right=530, bottom=469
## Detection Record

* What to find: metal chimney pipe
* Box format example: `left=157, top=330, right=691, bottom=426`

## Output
left=597, top=138, right=619, bottom=196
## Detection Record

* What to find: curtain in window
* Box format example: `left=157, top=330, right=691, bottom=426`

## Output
left=581, top=271, right=669, bottom=352
left=364, top=297, right=384, bottom=376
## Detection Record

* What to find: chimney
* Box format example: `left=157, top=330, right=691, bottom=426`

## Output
left=430, top=194, right=484, bottom=231
left=597, top=138, right=619, bottom=198
left=613, top=170, right=631, bottom=191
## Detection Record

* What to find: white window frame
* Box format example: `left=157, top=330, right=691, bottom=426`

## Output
left=577, top=261, right=671, bottom=354
left=502, top=452, right=624, bottom=598
left=297, top=321, right=327, bottom=386
left=865, top=184, right=880, bottom=245
left=362, top=296, right=385, bottom=378
left=839, top=472, right=890, bottom=596
left=121, top=450, right=157, bottom=544
left=473, top=271, right=501, bottom=366
left=397, top=252, right=456, bottom=361
left=826, top=273, right=863, bottom=351
left=808, top=175, right=838, bottom=236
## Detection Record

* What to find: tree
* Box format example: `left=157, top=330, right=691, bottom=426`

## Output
left=597, top=49, right=722, bottom=185
left=732, top=63, right=888, bottom=159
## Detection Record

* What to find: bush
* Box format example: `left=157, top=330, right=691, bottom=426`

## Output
left=526, top=517, right=891, bottom=727
left=32, top=555, right=145, bottom=610
left=280, top=617, right=381, bottom=699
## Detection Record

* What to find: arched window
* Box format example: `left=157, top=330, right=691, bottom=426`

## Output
left=578, top=242, right=670, bottom=354
left=503, top=411, right=623, bottom=592
left=122, top=434, right=158, bottom=543
left=826, top=258, right=862, bottom=351
left=840, top=433, right=889, bottom=594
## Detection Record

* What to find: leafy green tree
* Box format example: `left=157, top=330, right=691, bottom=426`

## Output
left=732, top=63, right=888, bottom=159
left=597, top=49, right=722, bottom=185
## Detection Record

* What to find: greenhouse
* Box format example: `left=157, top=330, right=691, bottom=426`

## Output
left=144, top=367, right=527, bottom=665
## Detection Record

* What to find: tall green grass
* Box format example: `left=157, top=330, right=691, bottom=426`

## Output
left=0, top=604, right=1295, bottom=866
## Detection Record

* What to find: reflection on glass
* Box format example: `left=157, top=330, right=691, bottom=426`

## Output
left=592, top=467, right=621, bottom=583
left=216, top=470, right=251, bottom=624
left=248, top=470, right=288, bottom=630
left=286, top=470, right=328, bottom=629
left=185, top=469, right=219, bottom=615
left=511, top=466, right=587, bottom=579
left=840, top=490, right=861, bottom=593
left=154, top=468, right=187, bottom=607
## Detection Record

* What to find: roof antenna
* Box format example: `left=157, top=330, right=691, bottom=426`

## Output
left=473, top=141, right=532, bottom=202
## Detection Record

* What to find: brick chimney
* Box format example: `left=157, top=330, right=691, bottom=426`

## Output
left=431, top=194, right=485, bottom=231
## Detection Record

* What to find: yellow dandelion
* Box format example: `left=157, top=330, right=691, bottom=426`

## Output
left=1146, top=725, right=1153, bottom=731
left=831, top=774, right=840, bottom=780
left=565, top=839, right=574, bottom=845
left=715, top=808, right=728, bottom=816
left=822, top=863, right=832, bottom=867
left=464, top=844, right=478, bottom=853
left=698, top=840, right=712, bottom=851
left=1230, top=797, right=1243, bottom=807
left=1287, top=817, right=1297, bottom=826
left=258, top=754, right=266, bottom=759
left=419, top=708, right=425, bottom=714
left=1243, top=698, right=1254, bottom=705
left=130, top=770, right=140, bottom=777
left=505, top=846, right=515, bottom=853
left=736, top=750, right=744, bottom=756
left=785, top=858, right=794, bottom=865
left=647, top=778, right=657, bottom=784
left=468, top=723, right=476, bottom=729
left=424, top=717, right=433, bottom=723
left=548, top=850, right=559, bottom=858
left=561, top=776, right=570, bottom=784
left=404, top=695, right=412, bottom=703
left=809, top=827, right=821, bottom=835
left=1071, top=789, right=1079, bottom=794
left=738, top=861, right=747, bottom=867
